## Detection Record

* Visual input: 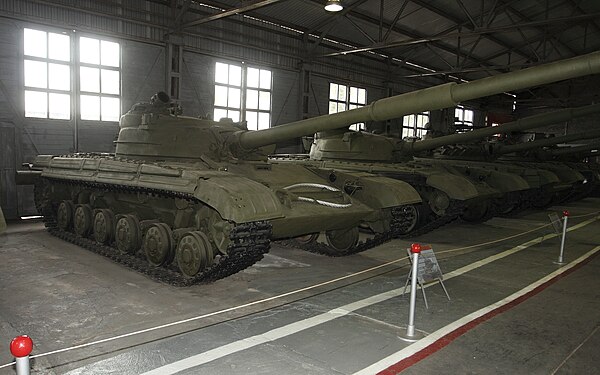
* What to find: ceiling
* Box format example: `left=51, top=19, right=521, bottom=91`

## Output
left=165, top=0, right=600, bottom=109
left=175, top=0, right=600, bottom=78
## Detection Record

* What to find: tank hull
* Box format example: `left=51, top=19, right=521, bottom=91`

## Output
left=29, top=153, right=422, bottom=283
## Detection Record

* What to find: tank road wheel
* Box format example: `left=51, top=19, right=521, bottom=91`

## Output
left=144, top=223, right=175, bottom=266
left=294, top=233, right=319, bottom=245
left=428, top=191, right=450, bottom=217
left=57, top=201, right=75, bottom=231
left=115, top=215, right=141, bottom=255
left=176, top=231, right=215, bottom=278
left=74, top=204, right=93, bottom=237
left=93, top=209, right=115, bottom=244
left=208, top=211, right=233, bottom=254
left=326, top=227, right=359, bottom=254
left=395, top=205, right=419, bottom=235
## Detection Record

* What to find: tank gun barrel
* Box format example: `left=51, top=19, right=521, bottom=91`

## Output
left=408, top=103, right=600, bottom=154
left=495, top=128, right=600, bottom=155
left=235, top=51, right=600, bottom=151
left=549, top=141, right=600, bottom=156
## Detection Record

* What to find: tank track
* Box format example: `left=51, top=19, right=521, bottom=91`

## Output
left=35, top=178, right=272, bottom=286
left=407, top=200, right=464, bottom=237
left=276, top=201, right=464, bottom=257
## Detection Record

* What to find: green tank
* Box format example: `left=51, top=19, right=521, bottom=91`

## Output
left=21, top=92, right=425, bottom=285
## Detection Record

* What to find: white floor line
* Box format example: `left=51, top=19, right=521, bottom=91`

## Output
left=353, top=245, right=600, bottom=375
left=139, top=216, right=600, bottom=375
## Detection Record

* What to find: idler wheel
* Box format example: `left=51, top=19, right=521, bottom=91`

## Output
left=395, top=205, right=419, bottom=235
left=57, top=200, right=74, bottom=231
left=294, top=233, right=319, bottom=245
left=74, top=204, right=93, bottom=237
left=176, top=231, right=214, bottom=278
left=325, top=227, right=359, bottom=253
left=115, top=215, right=141, bottom=254
left=93, top=209, right=115, bottom=244
left=144, top=223, right=174, bottom=266
left=208, top=211, right=232, bottom=254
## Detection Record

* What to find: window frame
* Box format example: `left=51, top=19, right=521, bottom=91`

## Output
left=328, top=82, right=367, bottom=131
left=22, top=27, right=122, bottom=123
left=455, top=105, right=474, bottom=132
left=213, top=61, right=273, bottom=131
left=23, top=27, right=73, bottom=120
left=77, top=34, right=122, bottom=122
left=402, top=111, right=430, bottom=139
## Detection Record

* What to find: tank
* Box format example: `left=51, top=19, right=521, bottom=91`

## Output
left=19, top=51, right=600, bottom=284
left=22, top=93, right=426, bottom=285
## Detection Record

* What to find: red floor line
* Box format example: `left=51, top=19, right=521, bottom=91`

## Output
left=377, top=251, right=599, bottom=375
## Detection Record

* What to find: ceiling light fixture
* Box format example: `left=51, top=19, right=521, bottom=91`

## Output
left=325, top=0, right=343, bottom=12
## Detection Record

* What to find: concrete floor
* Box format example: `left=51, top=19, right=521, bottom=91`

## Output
left=0, top=198, right=599, bottom=374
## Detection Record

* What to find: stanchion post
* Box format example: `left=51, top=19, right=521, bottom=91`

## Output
left=10, top=335, right=33, bottom=375
left=400, top=243, right=425, bottom=342
left=555, top=210, right=569, bottom=265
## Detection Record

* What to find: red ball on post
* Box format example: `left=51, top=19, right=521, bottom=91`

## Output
left=411, top=243, right=422, bottom=254
left=10, top=335, right=33, bottom=358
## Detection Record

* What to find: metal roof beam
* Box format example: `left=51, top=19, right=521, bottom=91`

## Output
left=181, top=0, right=287, bottom=28
left=320, top=12, right=600, bottom=56
left=500, top=1, right=577, bottom=57
left=408, top=0, right=533, bottom=62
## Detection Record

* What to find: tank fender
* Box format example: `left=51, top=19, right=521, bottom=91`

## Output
left=323, top=170, right=422, bottom=209
left=481, top=171, right=530, bottom=192
left=426, top=173, right=480, bottom=200
left=194, top=176, right=285, bottom=223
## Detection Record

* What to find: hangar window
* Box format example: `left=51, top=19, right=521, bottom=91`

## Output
left=214, top=62, right=272, bottom=130
left=455, top=106, right=474, bottom=132
left=79, top=37, right=121, bottom=121
left=23, top=29, right=121, bottom=122
left=402, top=112, right=430, bottom=139
left=329, top=83, right=366, bottom=131
left=23, top=28, right=71, bottom=119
